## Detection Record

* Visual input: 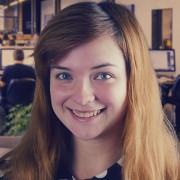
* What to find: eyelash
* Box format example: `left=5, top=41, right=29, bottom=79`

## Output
left=55, top=72, right=114, bottom=81
left=56, top=73, right=72, bottom=80
left=95, top=72, right=113, bottom=80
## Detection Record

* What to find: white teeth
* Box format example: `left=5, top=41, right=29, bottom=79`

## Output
left=72, top=109, right=101, bottom=118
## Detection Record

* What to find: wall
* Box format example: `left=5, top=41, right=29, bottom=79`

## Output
left=41, top=0, right=55, bottom=30
left=0, top=9, right=4, bottom=31
left=0, top=5, right=18, bottom=32
left=118, top=0, right=180, bottom=76
left=61, top=0, right=101, bottom=9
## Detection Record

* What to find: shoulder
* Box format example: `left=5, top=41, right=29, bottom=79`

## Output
left=22, top=65, right=35, bottom=76
left=2, top=65, right=15, bottom=75
left=3, top=65, right=17, bottom=75
left=3, top=65, right=13, bottom=71
left=1, top=66, right=13, bottom=80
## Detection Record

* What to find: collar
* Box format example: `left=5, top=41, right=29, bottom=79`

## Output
left=55, top=158, right=123, bottom=180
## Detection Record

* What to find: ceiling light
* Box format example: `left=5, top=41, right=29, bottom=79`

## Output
left=10, top=1, right=18, bottom=6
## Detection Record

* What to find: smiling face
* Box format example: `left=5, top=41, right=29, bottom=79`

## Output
left=50, top=36, right=127, bottom=141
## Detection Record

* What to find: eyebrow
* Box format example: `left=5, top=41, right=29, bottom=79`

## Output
left=91, top=63, right=116, bottom=70
left=51, top=65, right=71, bottom=71
left=51, top=63, right=116, bottom=71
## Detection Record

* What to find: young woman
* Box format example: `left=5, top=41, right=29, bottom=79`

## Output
left=0, top=1, right=179, bottom=180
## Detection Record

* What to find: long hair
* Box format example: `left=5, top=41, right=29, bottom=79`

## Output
left=0, top=2, right=179, bottom=180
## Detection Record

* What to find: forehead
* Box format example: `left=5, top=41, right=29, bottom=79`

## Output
left=52, top=36, right=125, bottom=68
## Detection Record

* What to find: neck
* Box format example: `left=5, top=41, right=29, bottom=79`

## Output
left=72, top=131, right=123, bottom=179
left=15, top=60, right=23, bottom=64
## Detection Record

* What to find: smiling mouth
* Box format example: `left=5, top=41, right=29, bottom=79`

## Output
left=71, top=109, right=105, bottom=118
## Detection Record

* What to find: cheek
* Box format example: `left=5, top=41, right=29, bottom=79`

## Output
left=105, top=83, right=127, bottom=123
left=98, top=82, right=127, bottom=106
left=50, top=82, right=68, bottom=105
left=50, top=83, right=58, bottom=102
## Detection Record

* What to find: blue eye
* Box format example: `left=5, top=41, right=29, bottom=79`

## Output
left=95, top=73, right=112, bottom=80
left=56, top=73, right=72, bottom=80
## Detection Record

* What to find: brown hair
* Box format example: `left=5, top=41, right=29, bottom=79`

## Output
left=13, top=49, right=24, bottom=61
left=0, top=2, right=179, bottom=180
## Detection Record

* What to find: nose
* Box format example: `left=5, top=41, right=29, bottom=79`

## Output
left=71, top=79, right=95, bottom=106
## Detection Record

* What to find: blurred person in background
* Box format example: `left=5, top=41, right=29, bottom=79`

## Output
left=0, top=49, right=35, bottom=99
left=9, top=35, right=16, bottom=46
left=2, top=33, right=9, bottom=46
